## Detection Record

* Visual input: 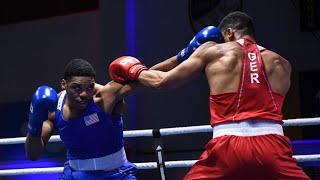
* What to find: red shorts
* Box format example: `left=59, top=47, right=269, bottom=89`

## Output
left=184, top=134, right=310, bottom=180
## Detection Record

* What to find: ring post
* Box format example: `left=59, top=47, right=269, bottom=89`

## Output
left=153, top=129, right=167, bottom=180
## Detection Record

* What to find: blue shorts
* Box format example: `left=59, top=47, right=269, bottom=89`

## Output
left=60, top=161, right=137, bottom=180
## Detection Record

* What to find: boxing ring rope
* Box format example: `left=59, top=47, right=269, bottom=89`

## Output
left=0, top=155, right=320, bottom=176
left=1, top=117, right=320, bottom=145
left=0, top=117, right=320, bottom=176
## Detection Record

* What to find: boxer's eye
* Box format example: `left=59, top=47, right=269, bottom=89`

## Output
left=87, top=84, right=94, bottom=92
left=71, top=85, right=82, bottom=93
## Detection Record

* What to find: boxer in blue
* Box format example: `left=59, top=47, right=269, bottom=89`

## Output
left=25, top=59, right=136, bottom=179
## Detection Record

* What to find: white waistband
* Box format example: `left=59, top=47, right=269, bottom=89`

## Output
left=212, top=120, right=283, bottom=138
left=69, top=147, right=127, bottom=171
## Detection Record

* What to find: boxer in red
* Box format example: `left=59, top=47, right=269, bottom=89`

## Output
left=109, top=11, right=310, bottom=179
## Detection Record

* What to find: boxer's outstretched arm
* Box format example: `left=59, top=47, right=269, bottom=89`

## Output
left=138, top=42, right=215, bottom=90
left=25, top=114, right=54, bottom=160
left=106, top=45, right=211, bottom=98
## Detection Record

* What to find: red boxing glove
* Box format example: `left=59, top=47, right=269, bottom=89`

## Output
left=109, top=56, right=147, bottom=84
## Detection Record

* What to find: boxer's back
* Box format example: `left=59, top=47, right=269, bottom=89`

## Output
left=205, top=40, right=291, bottom=96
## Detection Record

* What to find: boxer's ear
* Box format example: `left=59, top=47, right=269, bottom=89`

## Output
left=223, top=28, right=235, bottom=41
left=61, top=79, right=67, bottom=90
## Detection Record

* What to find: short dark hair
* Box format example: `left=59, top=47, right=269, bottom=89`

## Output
left=218, top=11, right=255, bottom=37
left=63, top=58, right=96, bottom=80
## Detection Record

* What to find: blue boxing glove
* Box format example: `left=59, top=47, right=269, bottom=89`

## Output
left=177, top=26, right=223, bottom=63
left=28, top=85, right=58, bottom=137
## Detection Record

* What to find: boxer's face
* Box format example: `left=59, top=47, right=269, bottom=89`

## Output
left=61, top=76, right=95, bottom=111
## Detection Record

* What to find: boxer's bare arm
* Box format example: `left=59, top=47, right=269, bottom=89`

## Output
left=138, top=42, right=214, bottom=90
left=96, top=81, right=124, bottom=114
left=106, top=46, right=209, bottom=98
left=262, top=51, right=291, bottom=95
left=270, top=55, right=291, bottom=95
left=94, top=83, right=104, bottom=92
left=25, top=113, right=55, bottom=160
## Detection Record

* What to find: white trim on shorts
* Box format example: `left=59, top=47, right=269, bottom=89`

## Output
left=212, top=120, right=284, bottom=138
left=69, top=147, right=127, bottom=171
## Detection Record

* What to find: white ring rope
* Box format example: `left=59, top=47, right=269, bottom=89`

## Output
left=0, top=154, right=319, bottom=176
left=282, top=117, right=320, bottom=126
left=1, top=117, right=320, bottom=145
left=0, top=118, right=319, bottom=176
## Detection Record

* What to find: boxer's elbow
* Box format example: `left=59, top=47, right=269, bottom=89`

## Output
left=25, top=136, right=43, bottom=161
left=25, top=148, right=41, bottom=161
left=26, top=153, right=40, bottom=161
left=148, top=76, right=171, bottom=90
left=139, top=71, right=171, bottom=90
left=149, top=81, right=164, bottom=90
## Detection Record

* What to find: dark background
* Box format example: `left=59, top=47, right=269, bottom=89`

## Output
left=0, top=0, right=320, bottom=179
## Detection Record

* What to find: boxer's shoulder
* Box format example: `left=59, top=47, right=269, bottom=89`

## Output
left=197, top=42, right=239, bottom=63
left=261, top=50, right=291, bottom=69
